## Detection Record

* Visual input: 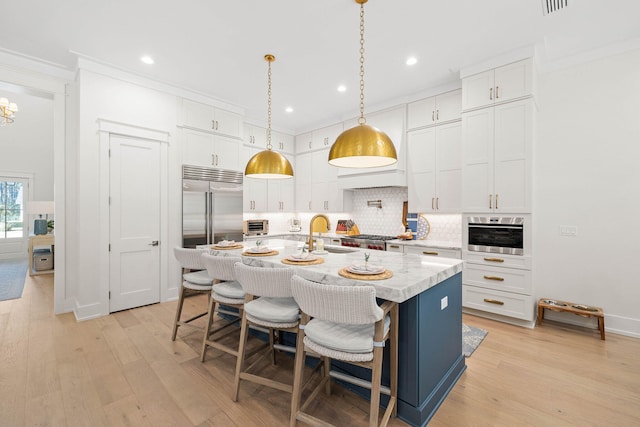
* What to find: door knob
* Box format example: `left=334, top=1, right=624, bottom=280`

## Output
left=149, top=241, right=159, bottom=246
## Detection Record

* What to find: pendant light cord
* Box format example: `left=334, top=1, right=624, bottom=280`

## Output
left=358, top=1, right=366, bottom=125
left=266, top=57, right=273, bottom=150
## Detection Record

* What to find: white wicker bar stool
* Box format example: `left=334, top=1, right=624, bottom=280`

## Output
left=289, top=275, right=398, bottom=427
left=200, top=253, right=246, bottom=362
left=171, top=247, right=213, bottom=341
left=232, top=262, right=299, bottom=402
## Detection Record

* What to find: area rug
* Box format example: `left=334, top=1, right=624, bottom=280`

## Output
left=0, top=259, right=29, bottom=301
left=462, top=323, right=488, bottom=357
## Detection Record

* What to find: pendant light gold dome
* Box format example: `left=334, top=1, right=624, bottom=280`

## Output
left=245, top=54, right=294, bottom=179
left=328, top=0, right=397, bottom=168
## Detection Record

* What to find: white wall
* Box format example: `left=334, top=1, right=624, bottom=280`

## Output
left=534, top=47, right=640, bottom=337
left=0, top=91, right=54, bottom=201
left=74, top=69, right=182, bottom=317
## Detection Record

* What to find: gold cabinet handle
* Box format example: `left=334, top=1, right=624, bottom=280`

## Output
left=389, top=245, right=400, bottom=249
left=484, top=257, right=505, bottom=263
left=436, top=109, right=439, bottom=120
left=484, top=298, right=504, bottom=305
left=489, top=87, right=493, bottom=100
left=432, top=197, right=435, bottom=210
left=423, top=251, right=439, bottom=256
left=432, top=110, right=435, bottom=121
left=489, top=194, right=492, bottom=209
left=495, top=86, right=500, bottom=99
left=436, top=197, right=439, bottom=210
left=212, top=119, right=215, bottom=130
left=496, top=194, right=499, bottom=210
left=484, top=275, right=505, bottom=281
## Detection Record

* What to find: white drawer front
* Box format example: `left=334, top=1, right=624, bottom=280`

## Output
left=463, top=285, right=534, bottom=321
left=463, top=251, right=532, bottom=270
left=405, top=246, right=461, bottom=259
left=386, top=243, right=404, bottom=253
left=463, top=264, right=532, bottom=295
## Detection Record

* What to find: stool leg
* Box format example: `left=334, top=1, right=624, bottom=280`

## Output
left=172, top=284, right=186, bottom=341
left=232, top=312, right=251, bottom=402
left=369, top=345, right=383, bottom=427
left=538, top=304, right=544, bottom=325
left=290, top=325, right=306, bottom=427
left=200, top=296, right=216, bottom=362
left=599, top=317, right=605, bottom=340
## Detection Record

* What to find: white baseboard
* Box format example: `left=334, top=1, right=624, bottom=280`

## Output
left=463, top=308, right=536, bottom=329
left=74, top=300, right=104, bottom=321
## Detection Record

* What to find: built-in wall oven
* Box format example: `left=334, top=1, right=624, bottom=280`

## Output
left=467, top=217, right=524, bottom=255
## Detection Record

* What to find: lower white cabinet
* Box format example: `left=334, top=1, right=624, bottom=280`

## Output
left=386, top=243, right=404, bottom=253
left=462, top=251, right=533, bottom=322
left=404, top=245, right=461, bottom=259
left=462, top=286, right=534, bottom=321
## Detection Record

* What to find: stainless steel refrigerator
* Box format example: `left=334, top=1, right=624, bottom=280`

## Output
left=182, top=165, right=243, bottom=248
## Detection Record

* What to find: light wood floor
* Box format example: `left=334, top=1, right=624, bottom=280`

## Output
left=1, top=275, right=639, bottom=426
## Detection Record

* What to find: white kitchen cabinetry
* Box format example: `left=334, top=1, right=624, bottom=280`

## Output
left=295, top=153, right=313, bottom=212
left=295, top=132, right=313, bottom=154
left=182, top=128, right=239, bottom=171
left=407, top=121, right=461, bottom=213
left=295, top=150, right=350, bottom=213
left=312, top=123, right=344, bottom=151
left=407, top=89, right=461, bottom=130
left=337, top=106, right=406, bottom=179
left=461, top=59, right=533, bottom=111
left=462, top=251, right=534, bottom=323
left=180, top=99, right=242, bottom=138
left=462, top=98, right=532, bottom=213
left=272, top=131, right=295, bottom=154
left=240, top=146, right=267, bottom=212
left=267, top=154, right=295, bottom=212
left=386, top=243, right=404, bottom=253
left=404, top=245, right=461, bottom=259
left=243, top=124, right=266, bottom=147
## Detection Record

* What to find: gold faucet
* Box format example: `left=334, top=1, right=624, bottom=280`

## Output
left=308, top=214, right=330, bottom=252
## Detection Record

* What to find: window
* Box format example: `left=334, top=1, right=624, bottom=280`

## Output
left=0, top=180, right=24, bottom=239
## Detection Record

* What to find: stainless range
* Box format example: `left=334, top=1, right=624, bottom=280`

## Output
left=340, top=234, right=396, bottom=251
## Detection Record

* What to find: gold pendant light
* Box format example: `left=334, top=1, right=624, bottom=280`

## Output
left=328, top=0, right=397, bottom=168
left=244, top=54, right=294, bottom=179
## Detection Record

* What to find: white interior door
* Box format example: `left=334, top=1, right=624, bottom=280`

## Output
left=109, top=134, right=161, bottom=312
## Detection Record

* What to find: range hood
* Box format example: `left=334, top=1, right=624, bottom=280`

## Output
left=337, top=169, right=407, bottom=189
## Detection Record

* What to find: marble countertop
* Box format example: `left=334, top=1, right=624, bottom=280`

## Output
left=208, top=239, right=462, bottom=303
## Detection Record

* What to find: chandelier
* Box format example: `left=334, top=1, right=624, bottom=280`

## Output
left=328, top=0, right=397, bottom=168
left=0, top=97, right=18, bottom=126
left=244, top=54, right=294, bottom=179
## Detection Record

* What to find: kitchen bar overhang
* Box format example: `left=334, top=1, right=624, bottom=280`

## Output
left=209, top=239, right=465, bottom=426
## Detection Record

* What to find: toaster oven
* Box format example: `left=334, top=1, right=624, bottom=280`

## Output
left=243, top=219, right=269, bottom=236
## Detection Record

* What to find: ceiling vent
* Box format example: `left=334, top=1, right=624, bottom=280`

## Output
left=542, top=0, right=568, bottom=15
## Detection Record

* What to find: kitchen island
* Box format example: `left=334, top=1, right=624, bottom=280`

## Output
left=211, top=239, right=465, bottom=426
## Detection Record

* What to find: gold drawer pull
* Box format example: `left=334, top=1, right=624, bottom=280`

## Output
left=423, top=251, right=439, bottom=256
left=484, top=298, right=504, bottom=305
left=389, top=245, right=400, bottom=249
left=484, top=275, right=505, bottom=281
left=484, top=257, right=504, bottom=263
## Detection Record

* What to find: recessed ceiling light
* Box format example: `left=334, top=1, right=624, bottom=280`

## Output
left=140, top=55, right=154, bottom=65
left=406, top=56, right=418, bottom=66
left=337, top=85, right=347, bottom=92
left=285, top=107, right=293, bottom=113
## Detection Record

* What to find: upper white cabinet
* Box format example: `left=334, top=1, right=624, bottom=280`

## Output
left=243, top=124, right=266, bottom=147
left=295, top=132, right=313, bottom=154
left=180, top=99, right=242, bottom=138
left=461, top=59, right=533, bottom=112
left=272, top=130, right=295, bottom=154
left=461, top=98, right=533, bottom=213
left=182, top=128, right=239, bottom=171
left=407, top=121, right=461, bottom=213
left=312, top=123, right=344, bottom=151
left=295, top=149, right=351, bottom=213
left=407, top=89, right=462, bottom=130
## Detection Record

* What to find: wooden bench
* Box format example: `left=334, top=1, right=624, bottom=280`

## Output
left=538, top=298, right=605, bottom=340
